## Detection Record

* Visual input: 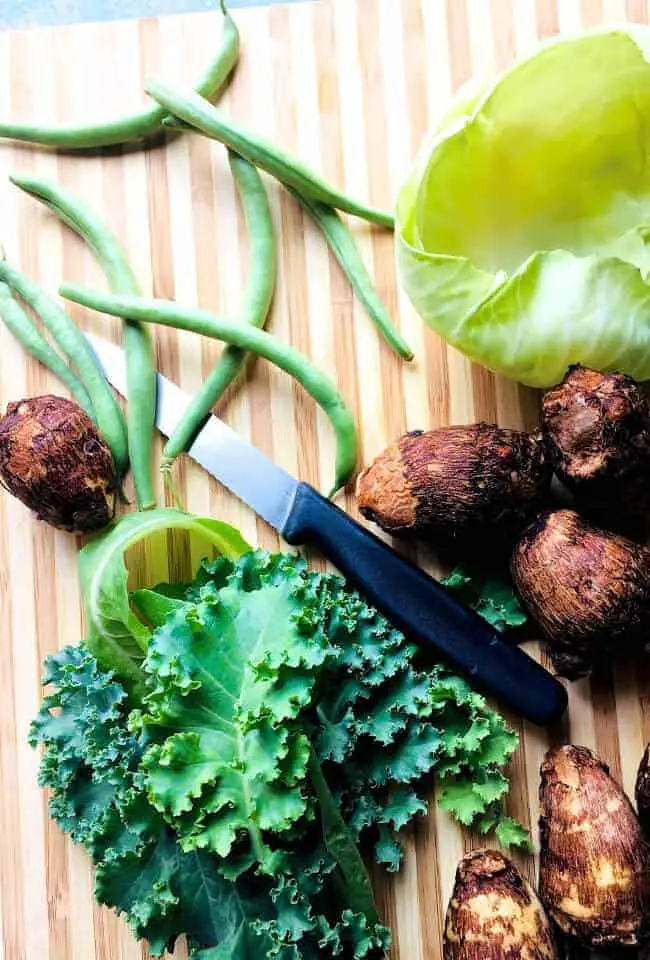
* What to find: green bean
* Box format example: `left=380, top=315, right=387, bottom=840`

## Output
left=0, top=3, right=238, bottom=151
left=288, top=189, right=412, bottom=360
left=162, top=152, right=276, bottom=469
left=11, top=174, right=157, bottom=510
left=0, top=281, right=94, bottom=414
left=10, top=175, right=141, bottom=290
left=60, top=285, right=358, bottom=497
left=0, top=262, right=129, bottom=476
left=149, top=80, right=394, bottom=230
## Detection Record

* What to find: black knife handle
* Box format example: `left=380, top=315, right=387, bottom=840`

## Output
left=282, top=483, right=567, bottom=726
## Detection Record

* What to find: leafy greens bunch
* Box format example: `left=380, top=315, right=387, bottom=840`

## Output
left=30, top=511, right=526, bottom=958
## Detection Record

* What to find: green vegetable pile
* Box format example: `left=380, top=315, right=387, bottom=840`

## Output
left=397, top=26, right=650, bottom=387
left=30, top=512, right=526, bottom=958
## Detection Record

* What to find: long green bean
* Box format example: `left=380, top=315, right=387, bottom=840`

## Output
left=162, top=152, right=276, bottom=469
left=60, top=285, right=358, bottom=497
left=0, top=281, right=93, bottom=414
left=0, top=3, right=238, bottom=151
left=11, top=174, right=157, bottom=510
left=288, top=189, right=412, bottom=360
left=0, top=262, right=129, bottom=476
left=149, top=80, right=395, bottom=230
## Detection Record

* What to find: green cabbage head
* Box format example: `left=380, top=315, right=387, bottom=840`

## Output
left=397, top=26, right=650, bottom=387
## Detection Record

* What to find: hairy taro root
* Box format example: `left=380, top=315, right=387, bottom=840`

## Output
left=636, top=745, right=650, bottom=838
left=444, top=848, right=557, bottom=960
left=539, top=745, right=650, bottom=949
left=357, top=423, right=550, bottom=544
left=511, top=509, right=650, bottom=679
left=543, top=365, right=650, bottom=519
left=0, top=395, right=116, bottom=532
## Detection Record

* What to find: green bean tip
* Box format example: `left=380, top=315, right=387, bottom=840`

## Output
left=59, top=282, right=77, bottom=302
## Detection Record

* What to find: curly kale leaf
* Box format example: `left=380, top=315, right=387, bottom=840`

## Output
left=441, top=567, right=527, bottom=633
left=309, top=576, right=525, bottom=869
left=28, top=645, right=144, bottom=855
left=135, top=552, right=334, bottom=873
left=29, top=645, right=274, bottom=957
left=97, top=840, right=275, bottom=956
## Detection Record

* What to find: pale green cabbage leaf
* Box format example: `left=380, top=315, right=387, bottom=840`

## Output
left=397, top=26, right=650, bottom=386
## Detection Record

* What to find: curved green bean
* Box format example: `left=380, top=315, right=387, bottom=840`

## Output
left=0, top=3, right=238, bottom=151
left=11, top=174, right=157, bottom=510
left=10, top=175, right=140, bottom=290
left=162, top=152, right=276, bottom=469
left=288, top=189, right=412, bottom=360
left=149, top=80, right=394, bottom=230
left=0, top=262, right=129, bottom=476
left=60, top=285, right=358, bottom=497
left=0, top=281, right=94, bottom=414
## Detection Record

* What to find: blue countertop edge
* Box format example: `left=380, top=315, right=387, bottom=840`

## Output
left=0, top=0, right=312, bottom=31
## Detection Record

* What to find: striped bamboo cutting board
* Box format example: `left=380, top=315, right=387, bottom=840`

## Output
left=0, top=0, right=649, bottom=957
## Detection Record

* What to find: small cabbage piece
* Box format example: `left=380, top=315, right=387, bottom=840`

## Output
left=397, top=26, right=650, bottom=387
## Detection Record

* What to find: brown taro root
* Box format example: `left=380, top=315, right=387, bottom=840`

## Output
left=443, top=848, right=558, bottom=960
left=636, top=745, right=650, bottom=837
left=542, top=365, right=650, bottom=519
left=511, top=509, right=650, bottom=679
left=356, top=423, right=550, bottom=544
left=539, top=744, right=650, bottom=950
left=0, top=395, right=116, bottom=533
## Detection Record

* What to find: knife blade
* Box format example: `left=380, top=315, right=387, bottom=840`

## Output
left=85, top=331, right=567, bottom=726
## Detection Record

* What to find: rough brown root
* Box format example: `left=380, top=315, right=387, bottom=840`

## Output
left=539, top=745, right=650, bottom=950
left=0, top=394, right=116, bottom=533
left=444, top=848, right=558, bottom=960
left=542, top=365, right=650, bottom=522
left=357, top=423, right=551, bottom=545
left=511, top=509, right=650, bottom=679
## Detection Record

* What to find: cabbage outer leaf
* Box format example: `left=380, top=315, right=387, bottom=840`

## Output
left=397, top=27, right=650, bottom=386
left=78, top=509, right=250, bottom=701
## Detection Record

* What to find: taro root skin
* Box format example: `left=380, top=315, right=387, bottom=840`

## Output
left=0, top=395, right=116, bottom=532
left=636, top=745, right=650, bottom=838
left=542, top=365, right=650, bottom=518
left=357, top=423, right=550, bottom=542
left=444, top=848, right=557, bottom=960
left=511, top=509, right=650, bottom=679
left=539, top=745, right=650, bottom=949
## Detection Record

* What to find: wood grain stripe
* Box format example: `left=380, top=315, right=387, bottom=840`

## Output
left=581, top=0, right=604, bottom=24
left=626, top=0, right=648, bottom=21
left=9, top=30, right=54, bottom=960
left=357, top=0, right=408, bottom=446
left=0, top=488, right=25, bottom=960
left=413, top=0, right=453, bottom=432
left=535, top=0, right=560, bottom=35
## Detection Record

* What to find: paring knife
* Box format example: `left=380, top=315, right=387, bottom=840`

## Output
left=86, top=331, right=567, bottom=726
